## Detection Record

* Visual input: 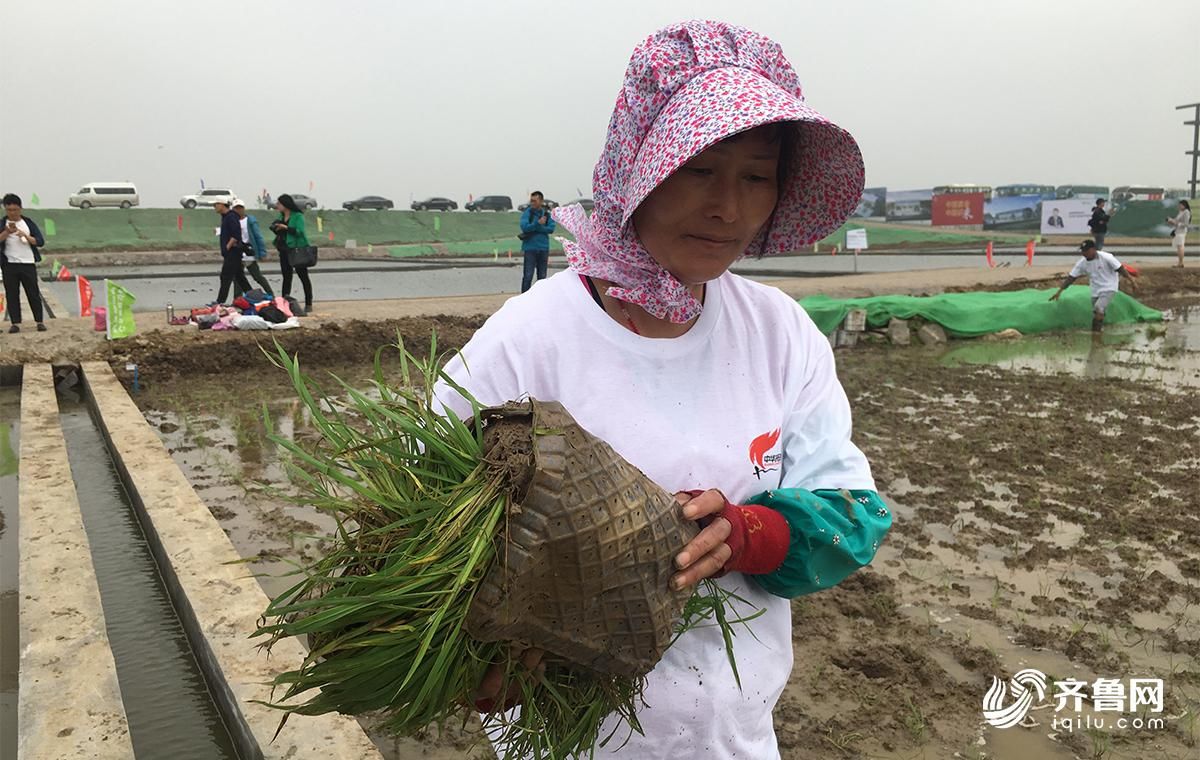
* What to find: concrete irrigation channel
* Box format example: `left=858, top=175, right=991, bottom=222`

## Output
left=1, top=363, right=381, bottom=759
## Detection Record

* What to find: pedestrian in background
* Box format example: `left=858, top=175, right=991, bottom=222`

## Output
left=0, top=193, right=47, bottom=333
left=214, top=199, right=250, bottom=304
left=1166, top=199, right=1191, bottom=268
left=1087, top=198, right=1112, bottom=251
left=270, top=194, right=313, bottom=313
left=233, top=199, right=274, bottom=295
left=519, top=190, right=556, bottom=292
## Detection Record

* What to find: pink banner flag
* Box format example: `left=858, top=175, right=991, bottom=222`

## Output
left=77, top=275, right=94, bottom=317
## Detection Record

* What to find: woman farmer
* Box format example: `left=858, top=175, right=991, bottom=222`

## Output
left=437, top=20, right=890, bottom=758
left=270, top=194, right=314, bottom=313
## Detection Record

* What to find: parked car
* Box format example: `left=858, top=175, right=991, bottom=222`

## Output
left=465, top=195, right=513, bottom=212
left=410, top=197, right=457, bottom=211
left=179, top=188, right=236, bottom=209
left=343, top=195, right=394, bottom=211
left=517, top=198, right=560, bottom=212
left=288, top=193, right=319, bottom=210
left=68, top=182, right=140, bottom=209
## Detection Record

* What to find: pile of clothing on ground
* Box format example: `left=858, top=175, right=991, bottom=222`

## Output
left=188, top=290, right=303, bottom=331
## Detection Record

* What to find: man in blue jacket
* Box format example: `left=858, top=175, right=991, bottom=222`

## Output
left=0, top=193, right=47, bottom=333
left=215, top=200, right=250, bottom=304
left=233, top=199, right=274, bottom=296
left=519, top=191, right=556, bottom=292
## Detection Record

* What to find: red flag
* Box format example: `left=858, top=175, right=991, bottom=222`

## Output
left=328, top=231, right=334, bottom=241
left=1025, top=240, right=1036, bottom=267
left=985, top=241, right=995, bottom=268
left=77, top=275, right=94, bottom=317
left=57, top=264, right=73, bottom=281
left=177, top=214, right=184, bottom=231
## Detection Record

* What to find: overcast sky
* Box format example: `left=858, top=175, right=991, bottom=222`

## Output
left=4, top=0, right=1199, bottom=208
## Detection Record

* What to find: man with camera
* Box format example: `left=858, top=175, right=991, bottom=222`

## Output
left=0, top=193, right=48, bottom=333
left=518, top=190, right=556, bottom=292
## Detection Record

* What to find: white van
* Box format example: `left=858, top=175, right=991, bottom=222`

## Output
left=69, top=182, right=140, bottom=209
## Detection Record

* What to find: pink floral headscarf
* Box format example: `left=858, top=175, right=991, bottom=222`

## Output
left=554, top=20, right=865, bottom=323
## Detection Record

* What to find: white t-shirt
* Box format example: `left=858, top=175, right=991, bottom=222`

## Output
left=1069, top=250, right=1122, bottom=295
left=436, top=270, right=874, bottom=760
left=239, top=216, right=250, bottom=243
left=3, top=219, right=36, bottom=264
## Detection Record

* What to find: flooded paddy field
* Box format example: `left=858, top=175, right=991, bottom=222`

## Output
left=121, top=289, right=1200, bottom=759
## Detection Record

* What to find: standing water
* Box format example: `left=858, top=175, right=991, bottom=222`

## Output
left=58, top=400, right=239, bottom=759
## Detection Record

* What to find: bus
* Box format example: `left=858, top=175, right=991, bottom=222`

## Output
left=1055, top=185, right=1108, bottom=200
left=994, top=184, right=1056, bottom=199
left=1111, top=185, right=1165, bottom=204
left=932, top=184, right=993, bottom=200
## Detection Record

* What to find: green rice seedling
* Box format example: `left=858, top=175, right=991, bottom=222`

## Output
left=254, top=335, right=753, bottom=759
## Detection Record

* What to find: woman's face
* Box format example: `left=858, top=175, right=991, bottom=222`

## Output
left=275, top=200, right=285, bottom=212
left=632, top=125, right=782, bottom=286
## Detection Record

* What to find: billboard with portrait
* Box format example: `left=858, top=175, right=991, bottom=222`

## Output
left=1040, top=198, right=1093, bottom=235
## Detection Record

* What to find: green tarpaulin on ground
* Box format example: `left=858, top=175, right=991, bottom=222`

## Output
left=798, top=287, right=1163, bottom=337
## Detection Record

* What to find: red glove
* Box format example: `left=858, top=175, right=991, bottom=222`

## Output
left=683, top=490, right=790, bottom=576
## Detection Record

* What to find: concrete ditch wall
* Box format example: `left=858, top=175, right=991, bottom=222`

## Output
left=80, top=361, right=382, bottom=760
left=17, top=363, right=133, bottom=759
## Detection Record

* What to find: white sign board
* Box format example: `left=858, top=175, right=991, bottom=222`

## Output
left=1041, top=199, right=1094, bottom=235
left=846, top=228, right=869, bottom=250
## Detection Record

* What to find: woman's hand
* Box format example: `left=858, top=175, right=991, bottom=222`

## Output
left=472, top=647, right=544, bottom=713
left=671, top=489, right=732, bottom=590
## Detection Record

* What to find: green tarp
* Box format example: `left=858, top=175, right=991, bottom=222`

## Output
left=798, top=287, right=1163, bottom=337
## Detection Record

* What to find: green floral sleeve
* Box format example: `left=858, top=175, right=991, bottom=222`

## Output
left=742, top=488, right=892, bottom=599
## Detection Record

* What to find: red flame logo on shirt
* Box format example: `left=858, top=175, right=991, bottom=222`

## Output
left=749, top=429, right=782, bottom=475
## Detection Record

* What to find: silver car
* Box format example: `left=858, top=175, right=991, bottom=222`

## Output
left=180, top=189, right=236, bottom=209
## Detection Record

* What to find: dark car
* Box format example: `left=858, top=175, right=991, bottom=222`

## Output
left=343, top=195, right=394, bottom=211
left=411, top=197, right=458, bottom=211
left=289, top=193, right=319, bottom=210
left=516, top=198, right=560, bottom=212
left=465, top=195, right=513, bottom=212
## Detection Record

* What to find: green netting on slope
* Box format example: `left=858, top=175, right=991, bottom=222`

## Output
left=798, top=287, right=1163, bottom=337
left=19, top=209, right=574, bottom=251
left=22, top=209, right=1032, bottom=252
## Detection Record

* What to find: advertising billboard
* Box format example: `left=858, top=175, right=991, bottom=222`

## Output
left=984, top=195, right=1043, bottom=230
left=886, top=189, right=933, bottom=222
left=932, top=193, right=985, bottom=226
left=1040, top=199, right=1093, bottom=235
left=853, top=187, right=887, bottom=218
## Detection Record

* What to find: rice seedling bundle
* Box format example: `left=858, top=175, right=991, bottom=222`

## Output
left=254, top=340, right=749, bottom=759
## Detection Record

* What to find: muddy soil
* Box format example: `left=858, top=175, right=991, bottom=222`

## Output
left=944, top=265, right=1200, bottom=299
left=132, top=304, right=1200, bottom=760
